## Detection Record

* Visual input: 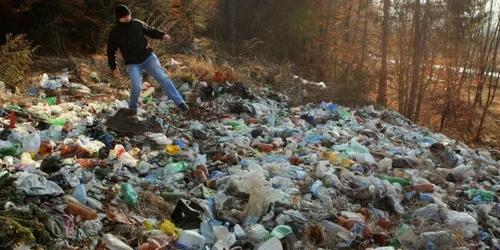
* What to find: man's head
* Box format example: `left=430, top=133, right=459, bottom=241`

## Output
left=115, top=4, right=131, bottom=23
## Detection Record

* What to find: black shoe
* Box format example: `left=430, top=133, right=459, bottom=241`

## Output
left=179, top=103, right=189, bottom=112
left=123, top=108, right=137, bottom=117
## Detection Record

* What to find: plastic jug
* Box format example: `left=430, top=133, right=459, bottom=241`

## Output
left=178, top=230, right=206, bottom=250
left=22, top=132, right=41, bottom=155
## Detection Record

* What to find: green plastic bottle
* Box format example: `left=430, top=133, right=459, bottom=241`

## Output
left=389, top=223, right=409, bottom=247
left=0, top=144, right=19, bottom=157
left=41, top=97, right=56, bottom=106
left=380, top=175, right=410, bottom=187
left=49, top=119, right=66, bottom=126
left=121, top=183, right=138, bottom=206
left=6, top=105, right=22, bottom=112
left=226, top=121, right=242, bottom=129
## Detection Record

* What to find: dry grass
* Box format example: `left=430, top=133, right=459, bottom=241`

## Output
left=133, top=190, right=175, bottom=221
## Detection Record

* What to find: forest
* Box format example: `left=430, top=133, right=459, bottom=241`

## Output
left=1, top=0, right=500, bottom=146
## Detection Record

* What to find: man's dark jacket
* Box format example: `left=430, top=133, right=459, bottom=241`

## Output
left=107, top=19, right=165, bottom=70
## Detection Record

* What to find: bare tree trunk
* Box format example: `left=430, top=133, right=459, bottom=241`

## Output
left=344, top=0, right=351, bottom=44
left=396, top=1, right=409, bottom=114
left=474, top=1, right=495, bottom=106
left=407, top=0, right=423, bottom=120
left=415, top=52, right=435, bottom=123
left=226, top=0, right=237, bottom=53
left=413, top=0, right=430, bottom=123
left=377, top=0, right=390, bottom=106
left=344, top=0, right=352, bottom=85
left=440, top=65, right=454, bottom=132
left=359, top=0, right=371, bottom=72
left=476, top=16, right=500, bottom=141
left=316, top=0, right=335, bottom=81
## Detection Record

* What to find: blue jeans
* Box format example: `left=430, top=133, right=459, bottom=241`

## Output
left=126, top=54, right=184, bottom=111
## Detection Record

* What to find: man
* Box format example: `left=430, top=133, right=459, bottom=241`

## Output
left=107, top=4, right=189, bottom=113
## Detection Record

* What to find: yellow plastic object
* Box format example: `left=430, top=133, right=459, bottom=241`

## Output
left=143, top=220, right=156, bottom=230
left=166, top=145, right=182, bottom=155
left=340, top=158, right=355, bottom=167
left=112, top=184, right=121, bottom=193
left=328, top=152, right=338, bottom=163
left=160, top=220, right=177, bottom=235
left=320, top=151, right=338, bottom=163
left=129, top=148, right=142, bottom=156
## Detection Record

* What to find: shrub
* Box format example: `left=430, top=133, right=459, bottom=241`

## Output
left=0, top=34, right=38, bottom=91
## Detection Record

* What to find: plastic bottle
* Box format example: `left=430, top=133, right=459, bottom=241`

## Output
left=41, top=97, right=56, bottom=106
left=336, top=217, right=372, bottom=239
left=22, top=132, right=41, bottom=155
left=0, top=144, right=19, bottom=157
left=77, top=158, right=109, bottom=168
left=267, top=114, right=276, bottom=127
left=411, top=184, right=435, bottom=193
left=49, top=118, right=66, bottom=126
left=60, top=144, right=90, bottom=159
left=9, top=111, right=15, bottom=129
left=380, top=175, right=410, bottom=187
left=121, top=183, right=138, bottom=206
left=72, top=184, right=87, bottom=205
left=226, top=121, right=243, bottom=129
left=320, top=220, right=350, bottom=240
left=66, top=201, right=97, bottom=221
left=256, top=143, right=274, bottom=152
left=48, top=125, right=63, bottom=140
left=160, top=192, right=189, bottom=201
left=39, top=141, right=55, bottom=155
left=389, top=224, right=409, bottom=247
left=245, top=118, right=262, bottom=125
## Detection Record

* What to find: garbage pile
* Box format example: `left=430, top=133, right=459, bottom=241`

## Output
left=0, top=71, right=499, bottom=250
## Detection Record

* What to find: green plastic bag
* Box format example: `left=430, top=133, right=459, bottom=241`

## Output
left=165, top=162, right=187, bottom=174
